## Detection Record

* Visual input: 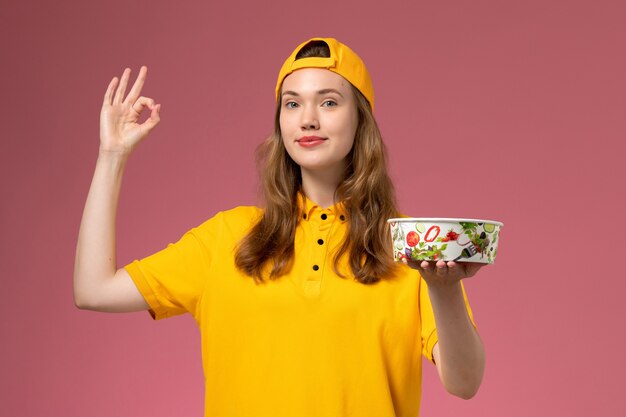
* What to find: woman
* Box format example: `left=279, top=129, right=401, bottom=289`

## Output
left=74, top=37, right=485, bottom=417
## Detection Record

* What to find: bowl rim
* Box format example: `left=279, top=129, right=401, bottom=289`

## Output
left=387, top=217, right=504, bottom=227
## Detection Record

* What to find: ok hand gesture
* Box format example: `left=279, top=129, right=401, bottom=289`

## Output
left=100, top=66, right=161, bottom=156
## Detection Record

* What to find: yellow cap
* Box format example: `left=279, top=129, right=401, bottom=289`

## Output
left=275, top=37, right=375, bottom=110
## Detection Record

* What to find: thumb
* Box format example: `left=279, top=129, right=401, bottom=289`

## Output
left=141, top=104, right=161, bottom=131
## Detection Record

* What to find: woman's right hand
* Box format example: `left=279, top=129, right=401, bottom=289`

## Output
left=99, top=66, right=161, bottom=155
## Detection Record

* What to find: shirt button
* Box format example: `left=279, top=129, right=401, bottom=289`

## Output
left=312, top=265, right=319, bottom=271
left=303, top=213, right=307, bottom=219
left=340, top=215, right=345, bottom=221
left=321, top=213, right=327, bottom=220
left=317, top=239, right=324, bottom=245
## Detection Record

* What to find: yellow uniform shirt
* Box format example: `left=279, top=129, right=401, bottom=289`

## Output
left=124, top=196, right=476, bottom=417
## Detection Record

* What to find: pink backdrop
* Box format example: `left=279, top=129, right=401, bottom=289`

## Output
left=2, top=0, right=625, bottom=415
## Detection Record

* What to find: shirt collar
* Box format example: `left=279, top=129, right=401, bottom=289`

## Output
left=297, top=192, right=347, bottom=223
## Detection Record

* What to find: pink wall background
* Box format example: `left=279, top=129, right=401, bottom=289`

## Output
left=2, top=0, right=625, bottom=415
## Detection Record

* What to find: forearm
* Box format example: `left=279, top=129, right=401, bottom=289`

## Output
left=429, top=281, right=485, bottom=399
left=73, top=151, right=128, bottom=307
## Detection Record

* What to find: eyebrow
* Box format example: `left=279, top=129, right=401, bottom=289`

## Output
left=282, top=88, right=345, bottom=98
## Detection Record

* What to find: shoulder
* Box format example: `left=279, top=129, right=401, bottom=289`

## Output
left=192, top=206, right=263, bottom=240
left=215, top=205, right=263, bottom=223
left=219, top=206, right=264, bottom=233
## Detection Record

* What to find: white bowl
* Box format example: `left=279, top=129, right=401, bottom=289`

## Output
left=387, top=218, right=503, bottom=264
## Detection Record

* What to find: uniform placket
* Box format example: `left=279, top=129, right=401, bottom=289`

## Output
left=302, top=208, right=335, bottom=297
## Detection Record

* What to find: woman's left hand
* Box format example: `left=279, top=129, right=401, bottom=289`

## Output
left=407, top=259, right=486, bottom=398
left=406, top=260, right=485, bottom=287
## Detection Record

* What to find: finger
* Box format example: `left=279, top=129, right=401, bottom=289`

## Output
left=124, top=66, right=147, bottom=105
left=141, top=103, right=161, bottom=132
left=131, top=96, right=156, bottom=113
left=103, top=76, right=119, bottom=106
left=447, top=261, right=466, bottom=274
left=435, top=260, right=448, bottom=278
left=446, top=261, right=466, bottom=278
left=113, top=68, right=131, bottom=104
left=446, top=261, right=479, bottom=280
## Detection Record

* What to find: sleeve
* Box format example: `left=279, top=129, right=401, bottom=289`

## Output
left=419, top=276, right=477, bottom=363
left=123, top=214, right=222, bottom=321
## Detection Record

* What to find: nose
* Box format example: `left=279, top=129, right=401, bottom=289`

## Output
left=300, top=106, right=319, bottom=130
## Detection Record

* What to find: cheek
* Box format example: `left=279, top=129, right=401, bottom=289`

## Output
left=279, top=118, right=290, bottom=143
left=279, top=107, right=290, bottom=126
left=346, top=113, right=359, bottom=145
left=279, top=113, right=297, bottom=140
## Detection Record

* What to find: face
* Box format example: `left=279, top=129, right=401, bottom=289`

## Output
left=279, top=68, right=359, bottom=176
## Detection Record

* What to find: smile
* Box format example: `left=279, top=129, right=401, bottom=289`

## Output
left=296, top=136, right=327, bottom=148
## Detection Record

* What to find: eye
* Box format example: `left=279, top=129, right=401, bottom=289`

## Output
left=322, top=100, right=337, bottom=107
left=284, top=101, right=298, bottom=109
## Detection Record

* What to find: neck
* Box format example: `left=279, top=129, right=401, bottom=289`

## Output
left=300, top=164, right=346, bottom=209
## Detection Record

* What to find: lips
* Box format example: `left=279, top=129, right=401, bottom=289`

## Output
left=296, top=136, right=327, bottom=143
left=296, top=136, right=327, bottom=148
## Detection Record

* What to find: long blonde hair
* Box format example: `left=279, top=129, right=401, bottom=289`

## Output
left=235, top=42, right=399, bottom=284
